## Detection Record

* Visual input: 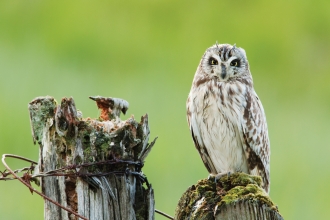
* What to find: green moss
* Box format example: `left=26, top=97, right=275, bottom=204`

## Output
left=196, top=178, right=216, bottom=193
left=218, top=172, right=262, bottom=191
left=93, top=131, right=110, bottom=148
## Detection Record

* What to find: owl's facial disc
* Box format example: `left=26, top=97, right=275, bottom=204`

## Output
left=202, top=44, right=248, bottom=81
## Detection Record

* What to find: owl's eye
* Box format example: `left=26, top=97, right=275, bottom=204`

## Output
left=230, top=59, right=240, bottom=67
left=209, top=57, right=218, bottom=65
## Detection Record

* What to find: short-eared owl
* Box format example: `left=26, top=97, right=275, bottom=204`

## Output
left=186, top=43, right=270, bottom=193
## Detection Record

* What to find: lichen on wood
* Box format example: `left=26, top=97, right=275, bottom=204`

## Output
left=175, top=172, right=283, bottom=220
left=28, top=96, right=156, bottom=220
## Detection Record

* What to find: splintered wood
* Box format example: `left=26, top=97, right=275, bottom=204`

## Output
left=29, top=96, right=156, bottom=220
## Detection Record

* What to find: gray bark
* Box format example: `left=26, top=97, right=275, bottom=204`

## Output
left=29, top=96, right=155, bottom=220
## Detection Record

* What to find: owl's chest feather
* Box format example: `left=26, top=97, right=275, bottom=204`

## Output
left=189, top=81, right=248, bottom=173
left=194, top=81, right=246, bottom=125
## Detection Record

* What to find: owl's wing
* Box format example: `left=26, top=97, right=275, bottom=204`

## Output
left=241, top=90, right=270, bottom=193
left=187, top=96, right=218, bottom=174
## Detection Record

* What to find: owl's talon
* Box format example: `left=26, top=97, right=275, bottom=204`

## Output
left=207, top=174, right=216, bottom=183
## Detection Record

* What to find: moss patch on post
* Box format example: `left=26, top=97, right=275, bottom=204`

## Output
left=175, top=172, right=279, bottom=220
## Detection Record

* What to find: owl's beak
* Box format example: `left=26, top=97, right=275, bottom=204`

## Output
left=220, top=64, right=227, bottom=79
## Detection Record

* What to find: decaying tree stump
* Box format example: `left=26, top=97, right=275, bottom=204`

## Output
left=175, top=173, right=284, bottom=220
left=28, top=96, right=156, bottom=220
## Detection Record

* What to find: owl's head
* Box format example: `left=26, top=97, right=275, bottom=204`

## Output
left=200, top=43, right=249, bottom=81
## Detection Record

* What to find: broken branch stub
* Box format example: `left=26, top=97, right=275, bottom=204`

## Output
left=28, top=96, right=156, bottom=220
left=89, top=96, right=129, bottom=121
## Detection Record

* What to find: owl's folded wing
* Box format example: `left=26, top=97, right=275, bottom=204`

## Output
left=241, top=90, right=270, bottom=193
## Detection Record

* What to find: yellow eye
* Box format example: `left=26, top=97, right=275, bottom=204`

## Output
left=209, top=57, right=218, bottom=65
left=230, top=59, right=240, bottom=67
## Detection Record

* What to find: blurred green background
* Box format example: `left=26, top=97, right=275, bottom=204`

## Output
left=0, top=1, right=329, bottom=219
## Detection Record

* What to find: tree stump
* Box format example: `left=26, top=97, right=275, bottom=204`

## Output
left=28, top=96, right=156, bottom=220
left=174, top=173, right=283, bottom=220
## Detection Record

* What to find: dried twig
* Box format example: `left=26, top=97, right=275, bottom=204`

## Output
left=155, top=209, right=174, bottom=220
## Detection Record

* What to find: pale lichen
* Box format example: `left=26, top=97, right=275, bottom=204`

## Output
left=29, top=96, right=57, bottom=144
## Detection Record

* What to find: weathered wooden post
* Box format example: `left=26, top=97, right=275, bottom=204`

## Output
left=174, top=173, right=283, bottom=220
left=28, top=96, right=156, bottom=220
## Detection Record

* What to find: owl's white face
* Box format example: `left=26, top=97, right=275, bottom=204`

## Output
left=200, top=44, right=249, bottom=82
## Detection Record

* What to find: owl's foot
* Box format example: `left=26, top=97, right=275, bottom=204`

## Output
left=208, top=172, right=231, bottom=182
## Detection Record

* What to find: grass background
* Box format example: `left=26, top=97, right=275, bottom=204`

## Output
left=0, top=1, right=329, bottom=219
